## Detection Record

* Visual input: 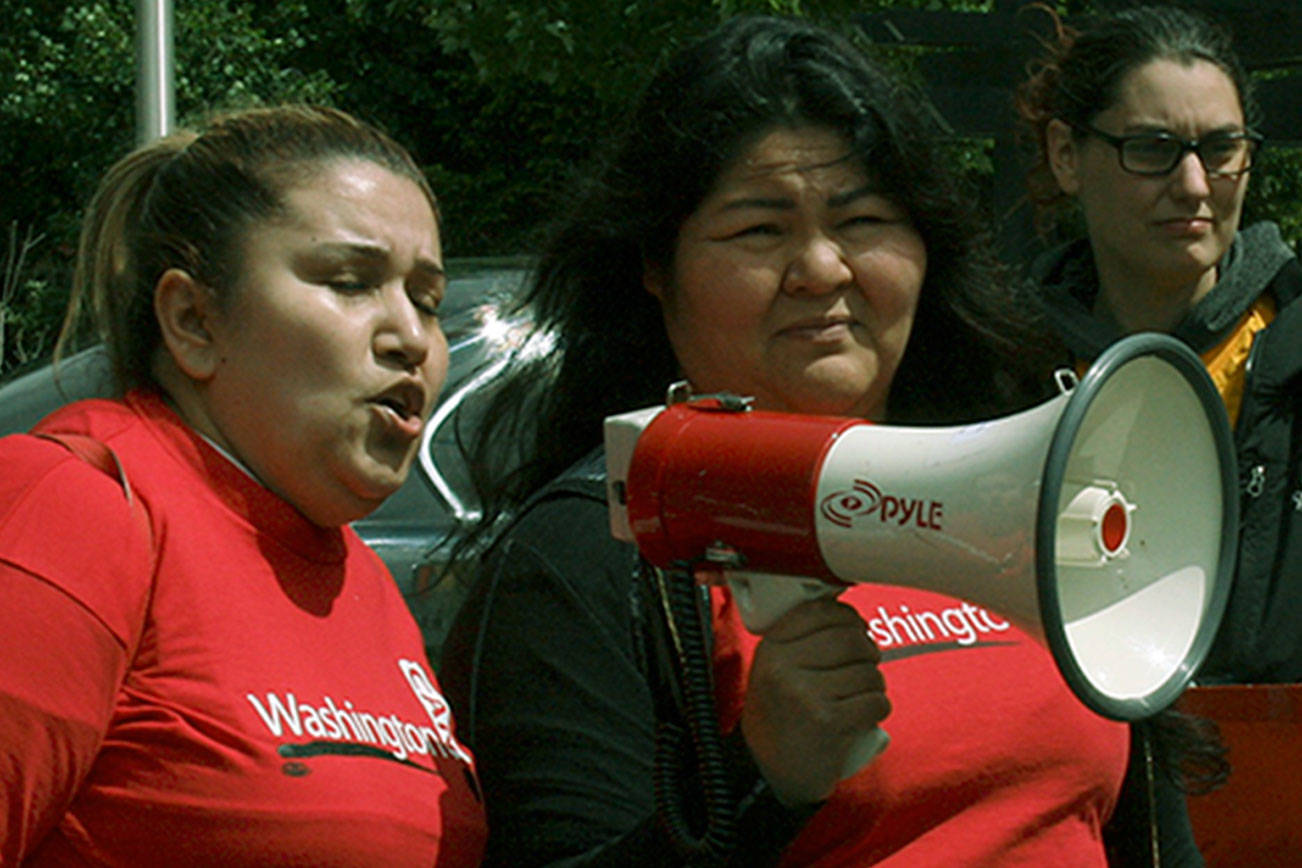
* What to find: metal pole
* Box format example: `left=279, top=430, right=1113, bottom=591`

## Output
left=134, top=0, right=174, bottom=144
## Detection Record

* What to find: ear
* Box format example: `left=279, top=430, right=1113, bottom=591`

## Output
left=153, top=268, right=223, bottom=381
left=1045, top=119, right=1083, bottom=196
left=642, top=259, right=669, bottom=302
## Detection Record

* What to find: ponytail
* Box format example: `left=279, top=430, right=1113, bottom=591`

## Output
left=58, top=133, right=195, bottom=390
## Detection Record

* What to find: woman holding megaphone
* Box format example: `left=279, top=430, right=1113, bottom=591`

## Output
left=442, top=15, right=1201, bottom=866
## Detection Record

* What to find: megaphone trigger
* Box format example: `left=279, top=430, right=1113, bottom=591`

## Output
left=725, top=571, right=844, bottom=635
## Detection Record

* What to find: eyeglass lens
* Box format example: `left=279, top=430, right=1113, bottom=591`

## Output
left=1122, top=136, right=1256, bottom=175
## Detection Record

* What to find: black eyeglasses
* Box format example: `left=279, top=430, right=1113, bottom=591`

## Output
left=1073, top=122, right=1264, bottom=178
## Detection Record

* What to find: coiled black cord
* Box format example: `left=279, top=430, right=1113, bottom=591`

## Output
left=650, top=562, right=738, bottom=865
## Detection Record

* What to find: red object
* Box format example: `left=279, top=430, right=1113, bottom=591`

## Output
left=1101, top=502, right=1128, bottom=554
left=1179, top=683, right=1302, bottom=866
left=624, top=402, right=859, bottom=576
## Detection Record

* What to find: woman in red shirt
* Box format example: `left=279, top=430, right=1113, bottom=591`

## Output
left=0, top=105, right=486, bottom=865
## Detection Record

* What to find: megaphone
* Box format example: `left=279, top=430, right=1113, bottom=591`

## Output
left=604, top=333, right=1236, bottom=752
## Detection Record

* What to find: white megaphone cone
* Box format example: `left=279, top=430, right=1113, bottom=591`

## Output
left=605, top=333, right=1236, bottom=774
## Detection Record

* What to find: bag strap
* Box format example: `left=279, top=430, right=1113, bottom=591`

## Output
left=34, top=432, right=152, bottom=547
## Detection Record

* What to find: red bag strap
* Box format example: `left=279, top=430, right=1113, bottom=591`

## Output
left=35, top=433, right=151, bottom=544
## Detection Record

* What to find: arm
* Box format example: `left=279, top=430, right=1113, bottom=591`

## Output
left=0, top=562, right=130, bottom=862
left=440, top=495, right=815, bottom=867
left=0, top=434, right=153, bottom=862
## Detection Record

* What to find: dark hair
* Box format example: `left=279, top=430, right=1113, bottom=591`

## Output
left=1016, top=4, right=1257, bottom=216
left=59, top=104, right=436, bottom=392
left=464, top=15, right=1054, bottom=534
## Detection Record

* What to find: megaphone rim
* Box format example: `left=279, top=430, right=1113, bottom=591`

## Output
left=1035, top=332, right=1239, bottom=721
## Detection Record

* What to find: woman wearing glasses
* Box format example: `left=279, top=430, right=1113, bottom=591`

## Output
left=1017, top=4, right=1302, bottom=684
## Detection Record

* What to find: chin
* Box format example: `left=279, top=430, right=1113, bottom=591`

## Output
left=316, top=460, right=411, bottom=526
left=319, top=485, right=394, bottom=527
left=783, top=386, right=881, bottom=419
left=783, top=362, right=885, bottom=418
left=354, top=468, right=408, bottom=504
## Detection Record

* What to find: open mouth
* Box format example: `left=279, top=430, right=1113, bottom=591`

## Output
left=375, top=395, right=416, bottom=420
left=369, top=382, right=427, bottom=434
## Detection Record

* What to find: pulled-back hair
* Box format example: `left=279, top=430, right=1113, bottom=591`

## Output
left=1015, top=4, right=1256, bottom=218
left=463, top=14, right=1054, bottom=538
left=59, top=104, right=435, bottom=392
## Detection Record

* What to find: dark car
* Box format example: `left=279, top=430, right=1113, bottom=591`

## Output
left=0, top=258, right=531, bottom=662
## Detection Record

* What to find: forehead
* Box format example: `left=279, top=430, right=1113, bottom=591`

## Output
left=715, top=126, right=868, bottom=191
left=1105, top=57, right=1244, bottom=130
left=270, top=160, right=438, bottom=240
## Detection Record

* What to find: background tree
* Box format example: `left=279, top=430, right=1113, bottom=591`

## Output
left=2, top=0, right=1298, bottom=378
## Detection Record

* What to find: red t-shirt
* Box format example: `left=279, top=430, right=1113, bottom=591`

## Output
left=0, top=392, right=486, bottom=866
left=712, top=582, right=1130, bottom=867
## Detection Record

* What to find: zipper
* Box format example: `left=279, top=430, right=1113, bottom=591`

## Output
left=1143, top=726, right=1161, bottom=868
left=1240, top=328, right=1269, bottom=502
left=1246, top=463, right=1266, bottom=498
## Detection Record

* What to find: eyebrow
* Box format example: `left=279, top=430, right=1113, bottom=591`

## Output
left=718, top=183, right=883, bottom=213
left=1121, top=122, right=1245, bottom=136
left=313, top=241, right=390, bottom=262
left=412, top=260, right=447, bottom=282
left=312, top=241, right=445, bottom=278
left=828, top=184, right=882, bottom=209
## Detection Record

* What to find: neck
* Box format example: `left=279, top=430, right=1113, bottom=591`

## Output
left=1092, top=258, right=1219, bottom=335
left=150, top=353, right=236, bottom=459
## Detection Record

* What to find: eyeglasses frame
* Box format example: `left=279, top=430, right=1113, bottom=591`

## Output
left=1070, top=122, right=1265, bottom=179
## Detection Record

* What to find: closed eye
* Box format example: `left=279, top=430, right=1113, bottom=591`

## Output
left=327, top=278, right=373, bottom=293
left=408, top=270, right=446, bottom=317
left=410, top=292, right=441, bottom=317
left=724, top=223, right=782, bottom=240
left=839, top=214, right=886, bottom=229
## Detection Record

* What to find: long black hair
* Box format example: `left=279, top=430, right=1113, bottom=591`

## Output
left=461, top=15, right=1055, bottom=546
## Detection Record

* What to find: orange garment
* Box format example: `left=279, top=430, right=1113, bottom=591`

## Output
left=1074, top=295, right=1276, bottom=429
left=1200, top=295, right=1276, bottom=428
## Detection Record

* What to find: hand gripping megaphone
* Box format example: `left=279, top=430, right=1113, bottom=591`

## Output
left=604, top=333, right=1236, bottom=773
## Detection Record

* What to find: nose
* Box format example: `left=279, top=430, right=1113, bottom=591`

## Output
left=782, top=234, right=853, bottom=296
left=1169, top=150, right=1213, bottom=200
left=374, top=283, right=431, bottom=370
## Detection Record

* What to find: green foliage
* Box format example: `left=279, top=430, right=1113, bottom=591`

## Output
left=3, top=0, right=1301, bottom=379
left=1245, top=146, right=1302, bottom=249
left=0, top=1, right=342, bottom=376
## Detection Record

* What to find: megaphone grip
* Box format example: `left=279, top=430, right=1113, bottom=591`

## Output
left=842, top=727, right=891, bottom=779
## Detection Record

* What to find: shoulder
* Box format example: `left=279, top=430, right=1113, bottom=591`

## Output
left=0, top=425, right=154, bottom=648
left=440, top=453, right=642, bottom=715
left=444, top=450, right=636, bottom=658
left=30, top=396, right=140, bottom=441
left=1267, top=256, right=1302, bottom=310
left=491, top=484, right=631, bottom=594
left=1254, top=260, right=1302, bottom=387
left=0, top=420, right=138, bottom=521
left=489, top=447, right=619, bottom=575
left=1236, top=222, right=1300, bottom=302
